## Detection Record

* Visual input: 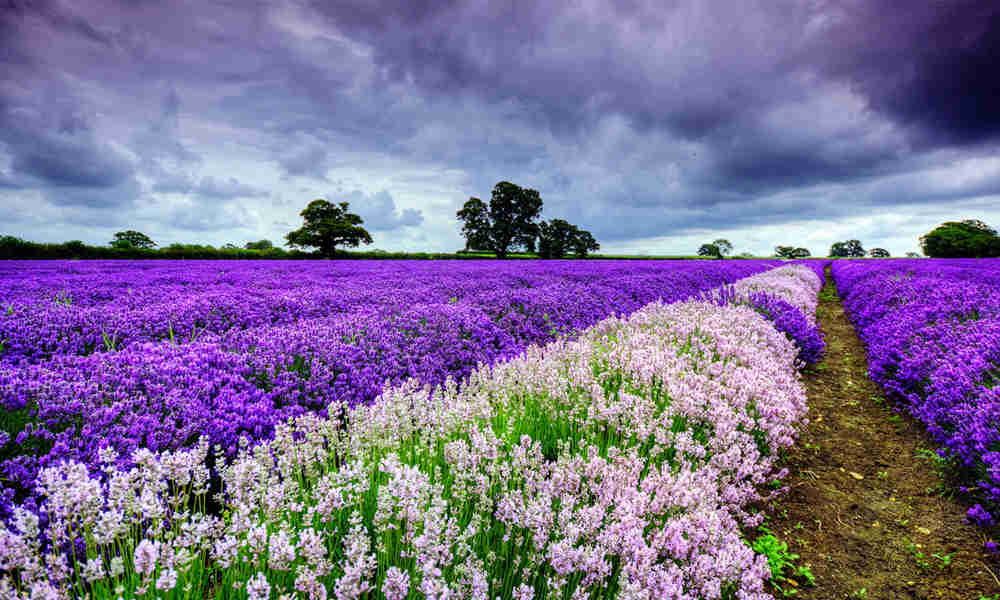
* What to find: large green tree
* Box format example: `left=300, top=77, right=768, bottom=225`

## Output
left=919, top=220, right=1000, bottom=258
left=537, top=219, right=600, bottom=258
left=285, top=200, right=373, bottom=258
left=110, top=230, right=156, bottom=249
left=456, top=181, right=543, bottom=258
left=829, top=239, right=865, bottom=257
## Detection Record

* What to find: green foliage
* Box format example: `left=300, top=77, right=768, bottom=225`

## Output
left=285, top=199, right=374, bottom=257
left=456, top=197, right=492, bottom=252
left=829, top=239, right=865, bottom=257
left=456, top=182, right=546, bottom=258
left=919, top=219, right=1000, bottom=258
left=537, top=218, right=600, bottom=258
left=712, top=238, right=733, bottom=257
left=697, top=243, right=722, bottom=259
left=243, top=239, right=274, bottom=250
left=750, top=526, right=816, bottom=596
left=775, top=246, right=811, bottom=259
left=111, top=230, right=156, bottom=249
left=867, top=247, right=890, bottom=258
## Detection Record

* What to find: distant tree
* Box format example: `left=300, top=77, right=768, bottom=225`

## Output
left=868, top=247, right=890, bottom=258
left=456, top=197, right=492, bottom=251
left=712, top=239, right=733, bottom=258
left=571, top=229, right=600, bottom=257
left=775, top=246, right=811, bottom=259
left=285, top=199, right=373, bottom=258
left=829, top=239, right=865, bottom=257
left=919, top=220, right=1000, bottom=258
left=737, top=251, right=755, bottom=258
left=244, top=239, right=274, bottom=250
left=537, top=219, right=600, bottom=258
left=698, top=243, right=722, bottom=259
left=905, top=251, right=921, bottom=258
left=456, top=182, right=544, bottom=258
left=222, top=243, right=239, bottom=249
left=111, top=230, right=156, bottom=249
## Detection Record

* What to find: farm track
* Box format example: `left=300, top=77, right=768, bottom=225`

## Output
left=765, top=267, right=999, bottom=599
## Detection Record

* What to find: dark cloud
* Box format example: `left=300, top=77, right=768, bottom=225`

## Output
left=152, top=174, right=268, bottom=200
left=276, top=143, right=329, bottom=179
left=340, top=189, right=423, bottom=231
left=813, top=0, right=1000, bottom=146
left=0, top=102, right=136, bottom=193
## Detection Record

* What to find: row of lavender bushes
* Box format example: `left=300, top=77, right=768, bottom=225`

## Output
left=0, top=264, right=824, bottom=600
left=833, top=259, right=1000, bottom=527
left=0, top=260, right=785, bottom=365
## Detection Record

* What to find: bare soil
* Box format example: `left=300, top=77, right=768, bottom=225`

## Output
left=762, top=268, right=1000, bottom=599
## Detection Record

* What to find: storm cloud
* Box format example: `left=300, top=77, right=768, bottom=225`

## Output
left=0, top=0, right=997, bottom=254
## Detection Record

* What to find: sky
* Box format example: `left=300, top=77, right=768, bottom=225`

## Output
left=1, top=0, right=998, bottom=256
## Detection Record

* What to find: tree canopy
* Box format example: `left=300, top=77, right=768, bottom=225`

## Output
left=712, top=239, right=733, bottom=258
left=537, top=219, right=600, bottom=258
left=919, top=220, right=1000, bottom=258
left=775, top=246, right=810, bottom=259
left=110, top=230, right=156, bottom=249
left=244, top=239, right=274, bottom=250
left=829, top=239, right=865, bottom=257
left=456, top=197, right=492, bottom=252
left=868, top=247, right=890, bottom=258
left=285, top=199, right=373, bottom=258
left=456, top=181, right=545, bottom=258
left=697, top=243, right=722, bottom=259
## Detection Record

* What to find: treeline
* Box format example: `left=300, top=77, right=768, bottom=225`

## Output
left=0, top=236, right=315, bottom=261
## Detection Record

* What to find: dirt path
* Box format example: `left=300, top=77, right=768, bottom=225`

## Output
left=763, top=268, right=1000, bottom=599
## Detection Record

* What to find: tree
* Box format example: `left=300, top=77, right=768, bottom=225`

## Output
left=285, top=199, right=373, bottom=258
left=868, top=247, right=890, bottom=258
left=712, top=239, right=733, bottom=258
left=537, top=219, right=600, bottom=258
left=698, top=243, right=722, bottom=259
left=244, top=239, right=274, bottom=250
left=456, top=182, right=543, bottom=258
left=456, top=197, right=492, bottom=251
left=919, top=220, right=1000, bottom=258
left=905, top=251, right=921, bottom=258
left=960, top=219, right=997, bottom=235
left=571, top=229, right=600, bottom=257
left=829, top=239, right=865, bottom=257
left=111, top=230, right=156, bottom=249
left=775, top=246, right=811, bottom=259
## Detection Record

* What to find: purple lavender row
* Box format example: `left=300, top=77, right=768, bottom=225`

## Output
left=0, top=260, right=783, bottom=365
left=0, top=260, right=780, bottom=517
left=833, top=258, right=1000, bottom=525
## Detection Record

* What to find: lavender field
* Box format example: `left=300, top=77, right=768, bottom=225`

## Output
left=0, top=260, right=829, bottom=599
